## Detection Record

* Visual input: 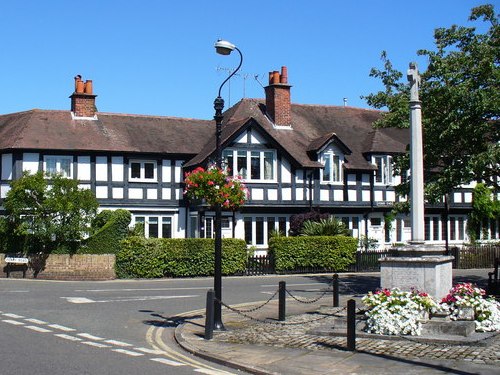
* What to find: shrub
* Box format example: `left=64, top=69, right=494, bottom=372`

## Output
left=289, top=210, right=329, bottom=236
left=116, top=237, right=247, bottom=278
left=269, top=236, right=357, bottom=272
left=82, top=210, right=131, bottom=254
left=300, top=217, right=351, bottom=236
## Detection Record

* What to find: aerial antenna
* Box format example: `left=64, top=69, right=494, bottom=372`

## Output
left=343, top=97, right=348, bottom=107
left=254, top=74, right=265, bottom=88
left=216, top=66, right=262, bottom=105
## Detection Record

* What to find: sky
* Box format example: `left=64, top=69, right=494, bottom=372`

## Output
left=0, top=1, right=492, bottom=120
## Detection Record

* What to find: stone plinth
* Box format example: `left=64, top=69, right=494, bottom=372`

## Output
left=380, top=244, right=453, bottom=300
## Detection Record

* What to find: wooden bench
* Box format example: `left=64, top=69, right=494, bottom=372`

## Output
left=487, top=258, right=499, bottom=297
left=4, top=255, right=29, bottom=278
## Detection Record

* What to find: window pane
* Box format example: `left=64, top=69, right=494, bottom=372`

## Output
left=162, top=217, right=172, bottom=238
left=60, top=158, right=71, bottom=177
left=264, top=152, right=274, bottom=180
left=332, top=155, right=340, bottom=182
left=374, top=157, right=383, bottom=183
left=458, top=218, right=464, bottom=240
left=149, top=217, right=158, bottom=238
left=244, top=217, right=252, bottom=245
left=322, top=154, right=331, bottom=182
left=144, top=163, right=155, bottom=179
left=424, top=217, right=431, bottom=241
left=237, top=151, right=247, bottom=179
left=223, top=150, right=233, bottom=174
left=256, top=217, right=264, bottom=245
left=278, top=217, right=286, bottom=235
left=450, top=217, right=456, bottom=240
left=251, top=152, right=261, bottom=180
left=131, top=162, right=141, bottom=178
left=46, top=158, right=57, bottom=174
left=267, top=217, right=276, bottom=238
left=433, top=218, right=439, bottom=241
left=221, top=218, right=230, bottom=229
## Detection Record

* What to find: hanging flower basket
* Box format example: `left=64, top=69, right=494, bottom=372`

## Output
left=184, top=166, right=248, bottom=210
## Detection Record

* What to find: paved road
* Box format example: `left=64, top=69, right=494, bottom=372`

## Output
left=0, top=274, right=338, bottom=375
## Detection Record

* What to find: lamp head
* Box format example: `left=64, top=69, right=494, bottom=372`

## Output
left=215, top=39, right=236, bottom=55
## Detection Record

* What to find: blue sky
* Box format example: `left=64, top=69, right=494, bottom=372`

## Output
left=0, top=1, right=491, bottom=119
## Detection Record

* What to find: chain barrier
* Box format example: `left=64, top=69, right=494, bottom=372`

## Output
left=285, top=288, right=332, bottom=304
left=217, top=298, right=347, bottom=326
left=337, top=278, right=367, bottom=296
left=232, top=289, right=279, bottom=313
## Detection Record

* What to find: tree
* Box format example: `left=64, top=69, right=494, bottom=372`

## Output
left=2, top=171, right=99, bottom=254
left=363, top=4, right=499, bottom=203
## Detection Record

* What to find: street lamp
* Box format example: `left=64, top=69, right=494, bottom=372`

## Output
left=213, top=39, right=243, bottom=330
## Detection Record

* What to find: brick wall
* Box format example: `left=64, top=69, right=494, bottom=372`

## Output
left=0, top=253, right=115, bottom=280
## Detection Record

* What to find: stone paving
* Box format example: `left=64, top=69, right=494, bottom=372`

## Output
left=214, top=307, right=500, bottom=366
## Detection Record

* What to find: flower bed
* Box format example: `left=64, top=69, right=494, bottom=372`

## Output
left=362, top=283, right=500, bottom=336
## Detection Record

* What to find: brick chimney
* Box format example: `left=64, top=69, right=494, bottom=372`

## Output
left=70, top=75, right=97, bottom=118
left=264, top=66, right=292, bottom=127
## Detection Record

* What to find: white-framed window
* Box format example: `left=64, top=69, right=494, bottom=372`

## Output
left=44, top=156, right=73, bottom=178
left=373, top=155, right=394, bottom=185
left=223, top=149, right=276, bottom=182
left=134, top=215, right=172, bottom=238
left=129, top=160, right=157, bottom=182
left=320, top=151, right=343, bottom=183
left=244, top=215, right=287, bottom=247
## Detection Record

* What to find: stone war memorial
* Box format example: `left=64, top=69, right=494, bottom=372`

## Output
left=380, top=62, right=454, bottom=300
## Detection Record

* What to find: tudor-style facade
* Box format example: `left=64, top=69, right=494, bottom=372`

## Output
left=0, top=72, right=497, bottom=250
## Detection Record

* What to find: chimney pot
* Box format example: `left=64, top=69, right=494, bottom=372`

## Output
left=71, top=75, right=97, bottom=118
left=76, top=80, right=85, bottom=93
left=280, top=66, right=288, bottom=84
left=84, top=80, right=93, bottom=94
left=272, top=71, right=280, bottom=84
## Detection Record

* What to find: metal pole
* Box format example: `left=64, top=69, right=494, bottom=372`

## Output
left=213, top=96, right=225, bottom=331
left=279, top=281, right=286, bottom=321
left=347, top=299, right=356, bottom=351
left=333, top=273, right=339, bottom=307
left=204, top=289, right=215, bottom=340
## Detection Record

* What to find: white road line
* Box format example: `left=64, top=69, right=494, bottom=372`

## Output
left=6, top=290, right=29, bottom=293
left=194, top=368, right=234, bottom=374
left=77, top=333, right=105, bottom=341
left=48, top=324, right=76, bottom=332
left=150, top=358, right=185, bottom=366
left=25, top=318, right=48, bottom=325
left=75, top=286, right=211, bottom=292
left=55, top=334, right=82, bottom=341
left=25, top=325, right=52, bottom=333
left=261, top=283, right=323, bottom=287
left=62, top=295, right=198, bottom=304
left=2, top=319, right=24, bottom=325
left=104, top=339, right=133, bottom=347
left=82, top=341, right=110, bottom=348
left=112, top=349, right=144, bottom=357
left=3, top=313, right=25, bottom=319
left=134, top=347, right=165, bottom=355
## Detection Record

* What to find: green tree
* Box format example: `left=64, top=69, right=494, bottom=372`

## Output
left=2, top=171, right=99, bottom=254
left=363, top=4, right=499, bottom=203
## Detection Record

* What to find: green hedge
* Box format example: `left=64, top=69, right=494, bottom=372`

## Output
left=269, top=235, right=357, bottom=272
left=81, top=209, right=131, bottom=254
left=116, top=237, right=247, bottom=278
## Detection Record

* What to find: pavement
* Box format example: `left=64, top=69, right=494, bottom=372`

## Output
left=173, top=270, right=500, bottom=375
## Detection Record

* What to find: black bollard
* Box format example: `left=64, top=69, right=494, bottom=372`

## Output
left=333, top=273, right=339, bottom=307
left=204, top=289, right=215, bottom=340
left=278, top=281, right=286, bottom=321
left=347, top=299, right=356, bottom=351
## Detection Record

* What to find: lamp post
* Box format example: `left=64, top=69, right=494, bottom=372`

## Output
left=213, top=39, right=243, bottom=330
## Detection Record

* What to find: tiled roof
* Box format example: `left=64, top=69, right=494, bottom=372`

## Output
left=0, top=109, right=213, bottom=155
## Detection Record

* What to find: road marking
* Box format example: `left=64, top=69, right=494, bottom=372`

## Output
left=112, top=349, right=144, bottom=357
left=135, top=347, right=165, bottom=355
left=61, top=295, right=198, bottom=304
left=2, top=319, right=25, bottom=325
left=48, top=324, right=76, bottom=332
left=6, top=290, right=30, bottom=293
left=55, top=334, right=82, bottom=342
left=25, top=325, right=52, bottom=333
left=194, top=369, right=234, bottom=375
left=261, top=282, right=325, bottom=287
left=25, top=318, right=48, bottom=325
left=104, top=339, right=133, bottom=347
left=77, top=333, right=105, bottom=341
left=3, top=313, right=25, bottom=319
left=150, top=358, right=185, bottom=366
left=74, top=286, right=211, bottom=292
left=82, top=341, right=110, bottom=348
left=61, top=297, right=95, bottom=304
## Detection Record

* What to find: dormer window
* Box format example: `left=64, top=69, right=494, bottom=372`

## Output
left=373, top=155, right=394, bottom=185
left=320, top=149, right=343, bottom=183
left=223, top=149, right=276, bottom=182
